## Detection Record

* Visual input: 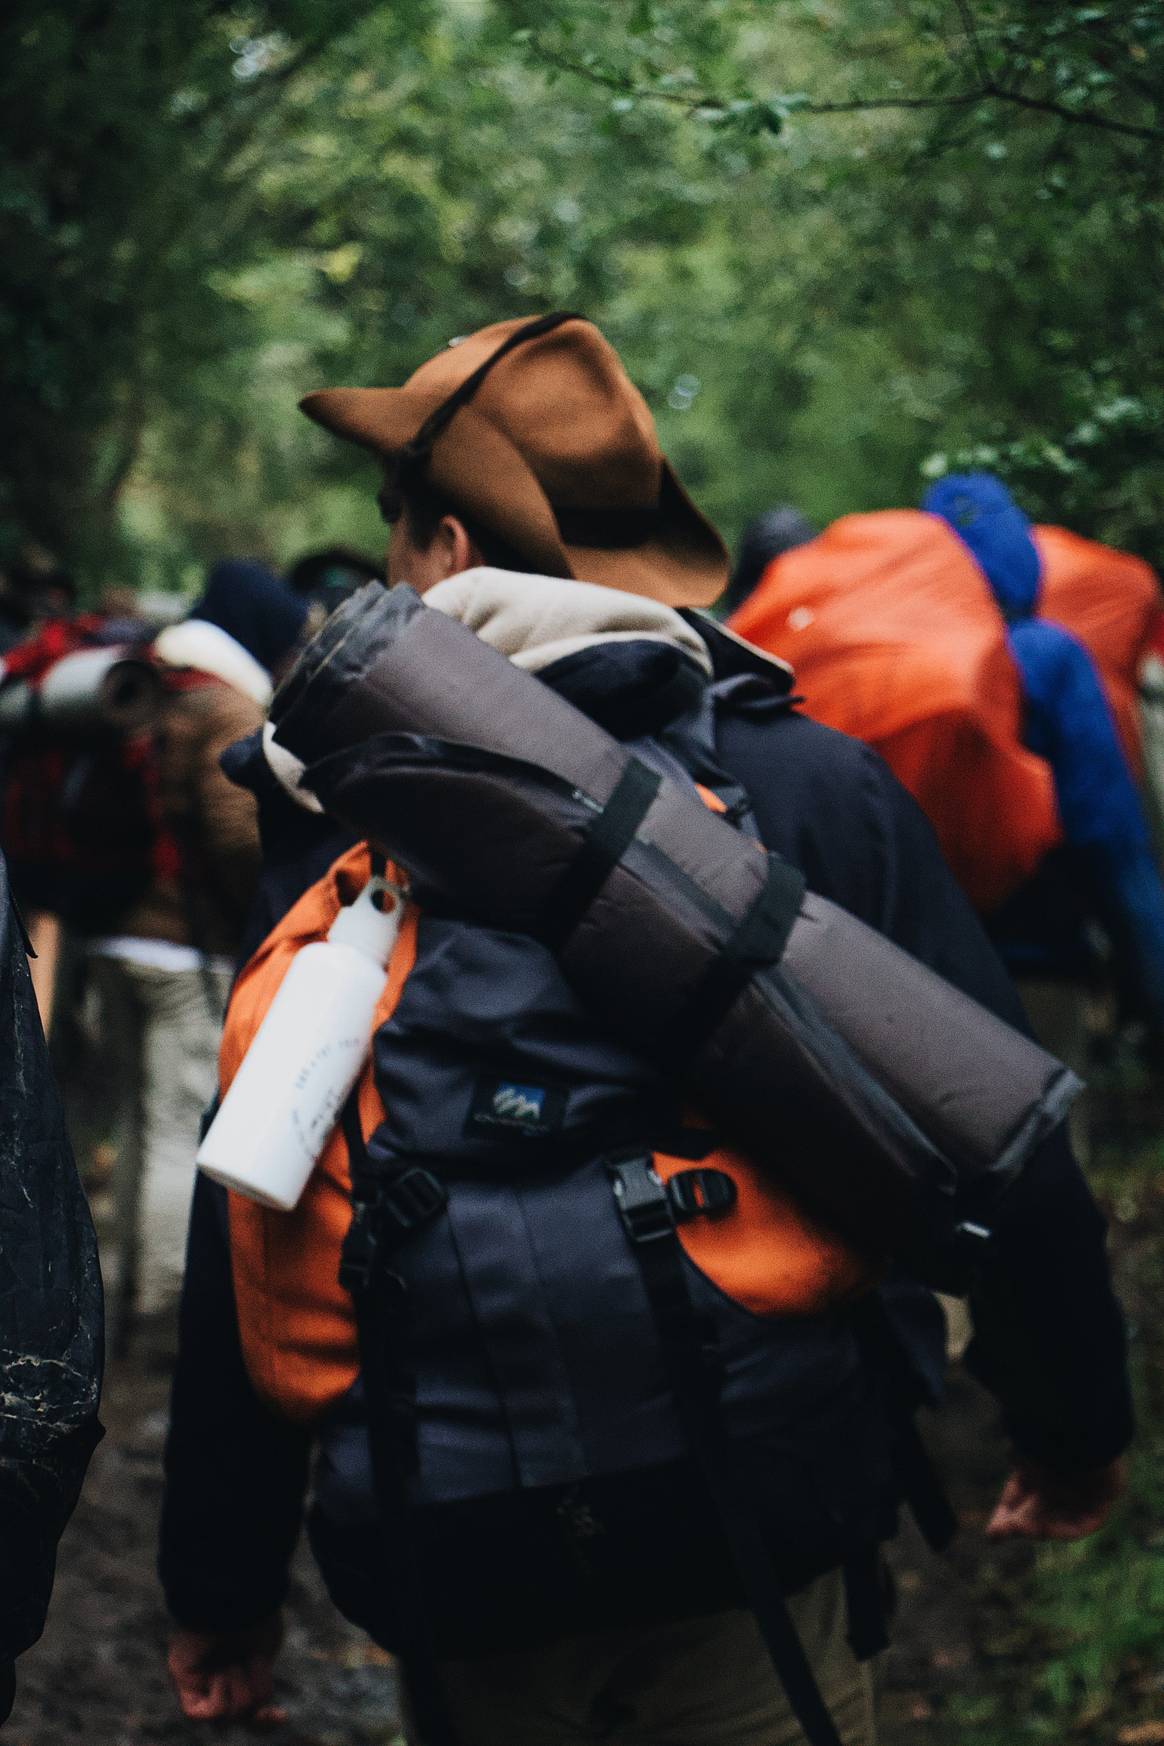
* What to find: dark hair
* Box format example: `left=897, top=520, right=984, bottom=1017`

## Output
left=722, top=506, right=816, bottom=616
left=3, top=563, right=77, bottom=614
left=379, top=472, right=535, bottom=575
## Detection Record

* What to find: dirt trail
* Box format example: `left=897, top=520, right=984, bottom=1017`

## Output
left=4, top=1352, right=403, bottom=1746
left=11, top=1077, right=1159, bottom=1746
left=5, top=1339, right=1024, bottom=1746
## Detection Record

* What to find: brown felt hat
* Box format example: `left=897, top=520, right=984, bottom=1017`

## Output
left=299, top=312, right=728, bottom=608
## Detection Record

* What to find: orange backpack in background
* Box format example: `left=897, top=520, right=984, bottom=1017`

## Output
left=1034, top=525, right=1160, bottom=776
left=731, top=511, right=1161, bottom=914
left=730, top=510, right=1061, bottom=913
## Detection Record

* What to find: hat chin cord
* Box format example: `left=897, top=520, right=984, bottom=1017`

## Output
left=396, top=310, right=584, bottom=484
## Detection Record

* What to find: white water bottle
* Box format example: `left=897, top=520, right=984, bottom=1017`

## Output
left=197, top=877, right=405, bottom=1210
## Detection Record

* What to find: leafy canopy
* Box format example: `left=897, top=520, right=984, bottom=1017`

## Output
left=1, top=0, right=1160, bottom=592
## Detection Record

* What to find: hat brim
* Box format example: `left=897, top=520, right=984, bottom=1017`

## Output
left=301, top=386, right=727, bottom=609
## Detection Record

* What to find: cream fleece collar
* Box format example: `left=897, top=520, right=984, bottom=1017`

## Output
left=423, top=568, right=713, bottom=677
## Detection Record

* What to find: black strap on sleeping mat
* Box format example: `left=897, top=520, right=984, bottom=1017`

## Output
left=667, top=851, right=806, bottom=1060
left=338, top=1095, right=460, bottom=1746
left=609, top=1154, right=846, bottom=1746
left=540, top=757, right=662, bottom=951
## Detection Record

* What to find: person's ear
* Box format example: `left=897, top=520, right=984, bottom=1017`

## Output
left=435, top=516, right=482, bottom=578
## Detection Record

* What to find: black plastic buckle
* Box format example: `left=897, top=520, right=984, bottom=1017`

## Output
left=609, top=1155, right=674, bottom=1245
left=380, top=1166, right=449, bottom=1237
left=338, top=1168, right=448, bottom=1296
left=667, top=1167, right=737, bottom=1223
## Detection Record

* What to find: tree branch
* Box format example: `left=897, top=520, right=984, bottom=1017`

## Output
left=981, top=79, right=1164, bottom=140
left=530, top=45, right=1164, bottom=143
left=947, top=0, right=1163, bottom=143
left=950, top=0, right=993, bottom=91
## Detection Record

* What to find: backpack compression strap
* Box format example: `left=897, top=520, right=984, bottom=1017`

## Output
left=535, top=747, right=807, bottom=1058
left=539, top=758, right=662, bottom=952
left=609, top=1153, right=847, bottom=1746
left=339, top=1094, right=459, bottom=1746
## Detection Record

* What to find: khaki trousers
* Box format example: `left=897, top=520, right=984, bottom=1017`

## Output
left=405, top=1572, right=876, bottom=1746
left=88, top=956, right=230, bottom=1321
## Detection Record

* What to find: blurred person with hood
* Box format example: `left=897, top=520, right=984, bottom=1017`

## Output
left=722, top=506, right=816, bottom=618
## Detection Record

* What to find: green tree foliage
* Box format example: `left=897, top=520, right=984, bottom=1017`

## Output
left=520, top=0, right=1164, bottom=548
left=0, top=1, right=394, bottom=574
left=1, top=1, right=1160, bottom=592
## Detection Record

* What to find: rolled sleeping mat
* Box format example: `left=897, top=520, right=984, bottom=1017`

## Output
left=271, top=583, right=1079, bottom=1288
left=0, top=647, right=162, bottom=734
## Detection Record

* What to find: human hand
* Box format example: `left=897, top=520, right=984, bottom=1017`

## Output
left=167, top=1613, right=286, bottom=1728
left=986, top=1456, right=1125, bottom=1541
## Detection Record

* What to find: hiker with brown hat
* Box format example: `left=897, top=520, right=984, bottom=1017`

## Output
left=160, top=315, right=1130, bottom=1745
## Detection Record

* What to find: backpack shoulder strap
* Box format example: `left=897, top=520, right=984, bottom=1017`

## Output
left=658, top=679, right=773, bottom=838
left=338, top=1094, right=456, bottom=1746
left=648, top=609, right=798, bottom=829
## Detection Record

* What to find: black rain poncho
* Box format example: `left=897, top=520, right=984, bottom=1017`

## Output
left=0, top=852, right=103, bottom=1704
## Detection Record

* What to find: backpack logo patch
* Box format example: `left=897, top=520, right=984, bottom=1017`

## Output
left=469, top=1074, right=566, bottom=1137
left=493, top=1084, right=544, bottom=1124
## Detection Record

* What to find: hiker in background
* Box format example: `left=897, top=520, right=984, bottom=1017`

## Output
left=730, top=482, right=1163, bottom=1071
left=722, top=505, right=815, bottom=618
left=923, top=475, right=1164, bottom=1062
left=0, top=594, right=162, bottom=1029
left=160, top=319, right=1129, bottom=1746
left=0, top=564, right=79, bottom=645
left=286, top=546, right=383, bottom=634
left=82, top=559, right=307, bottom=1343
left=1136, top=608, right=1164, bottom=863
left=0, top=562, right=49, bottom=655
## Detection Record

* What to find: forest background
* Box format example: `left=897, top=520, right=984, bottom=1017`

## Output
left=2, top=6, right=1164, bottom=1742
left=1, top=0, right=1161, bottom=596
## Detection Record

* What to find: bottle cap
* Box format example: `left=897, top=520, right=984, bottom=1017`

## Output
left=326, top=877, right=406, bottom=965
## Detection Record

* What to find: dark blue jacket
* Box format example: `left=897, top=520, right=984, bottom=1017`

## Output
left=159, top=629, right=1132, bottom=1649
left=925, top=474, right=1164, bottom=1015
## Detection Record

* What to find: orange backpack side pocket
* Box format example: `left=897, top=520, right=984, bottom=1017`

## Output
left=222, top=843, right=418, bottom=1422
